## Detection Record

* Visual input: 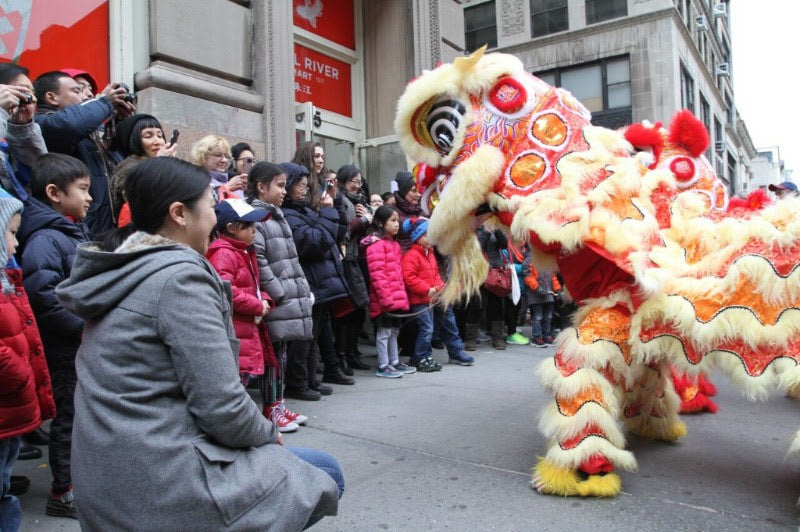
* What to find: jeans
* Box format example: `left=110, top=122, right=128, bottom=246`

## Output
left=289, top=446, right=344, bottom=530
left=0, top=436, right=21, bottom=532
left=412, top=304, right=466, bottom=360
left=531, top=302, right=554, bottom=339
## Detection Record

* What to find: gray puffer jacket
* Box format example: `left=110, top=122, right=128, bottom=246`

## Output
left=249, top=198, right=313, bottom=341
left=55, top=232, right=337, bottom=531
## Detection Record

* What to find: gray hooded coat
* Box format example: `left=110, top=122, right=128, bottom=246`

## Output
left=249, top=198, right=314, bottom=342
left=56, top=232, right=338, bottom=531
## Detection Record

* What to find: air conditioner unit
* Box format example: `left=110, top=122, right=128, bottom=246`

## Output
left=715, top=141, right=726, bottom=154
left=695, top=15, right=708, bottom=31
left=713, top=3, right=727, bottom=18
left=716, top=62, right=730, bottom=77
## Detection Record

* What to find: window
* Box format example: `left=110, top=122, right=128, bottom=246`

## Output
left=713, top=116, right=725, bottom=177
left=586, top=0, right=628, bottom=25
left=465, top=1, right=497, bottom=51
left=680, top=63, right=694, bottom=112
left=699, top=94, right=711, bottom=158
left=725, top=93, right=734, bottom=126
left=727, top=152, right=737, bottom=195
left=536, top=56, right=631, bottom=129
left=531, top=0, right=568, bottom=37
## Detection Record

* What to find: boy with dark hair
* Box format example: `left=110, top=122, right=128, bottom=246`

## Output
left=17, top=153, right=92, bottom=520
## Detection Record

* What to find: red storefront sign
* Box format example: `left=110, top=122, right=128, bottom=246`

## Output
left=294, top=44, right=352, bottom=118
left=0, top=0, right=110, bottom=88
left=292, top=0, right=355, bottom=50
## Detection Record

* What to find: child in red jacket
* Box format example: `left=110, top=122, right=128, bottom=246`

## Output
left=0, top=188, right=55, bottom=531
left=206, top=199, right=301, bottom=432
left=361, top=206, right=415, bottom=378
left=402, top=218, right=474, bottom=370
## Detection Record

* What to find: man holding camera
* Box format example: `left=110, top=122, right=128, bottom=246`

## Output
left=33, top=70, right=135, bottom=236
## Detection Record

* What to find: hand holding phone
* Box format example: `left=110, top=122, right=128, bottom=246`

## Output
left=168, top=129, right=179, bottom=147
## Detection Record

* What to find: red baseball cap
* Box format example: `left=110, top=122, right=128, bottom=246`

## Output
left=60, top=68, right=98, bottom=94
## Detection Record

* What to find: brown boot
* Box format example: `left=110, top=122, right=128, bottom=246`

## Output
left=490, top=321, right=507, bottom=350
left=463, top=322, right=479, bottom=351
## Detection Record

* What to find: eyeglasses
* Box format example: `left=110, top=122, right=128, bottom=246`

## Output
left=237, top=157, right=256, bottom=165
left=349, top=179, right=363, bottom=185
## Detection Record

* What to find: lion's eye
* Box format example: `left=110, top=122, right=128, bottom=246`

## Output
left=426, top=98, right=466, bottom=155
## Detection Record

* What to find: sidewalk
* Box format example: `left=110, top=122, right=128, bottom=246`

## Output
left=14, top=330, right=800, bottom=530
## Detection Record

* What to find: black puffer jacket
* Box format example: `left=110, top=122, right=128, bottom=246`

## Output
left=478, top=227, right=508, bottom=268
left=18, top=196, right=89, bottom=368
left=35, top=99, right=120, bottom=237
left=282, top=198, right=349, bottom=305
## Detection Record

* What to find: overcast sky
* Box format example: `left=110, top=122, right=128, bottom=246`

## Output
left=730, top=2, right=799, bottom=177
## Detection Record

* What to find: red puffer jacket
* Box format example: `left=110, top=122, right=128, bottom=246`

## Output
left=206, top=236, right=276, bottom=374
left=0, top=268, right=56, bottom=438
left=402, top=244, right=444, bottom=305
left=362, top=234, right=409, bottom=319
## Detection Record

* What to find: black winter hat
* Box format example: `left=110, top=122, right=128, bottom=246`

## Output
left=394, top=171, right=415, bottom=198
left=113, top=113, right=159, bottom=157
left=278, top=162, right=310, bottom=191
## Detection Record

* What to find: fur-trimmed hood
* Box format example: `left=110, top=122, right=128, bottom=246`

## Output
left=56, top=231, right=212, bottom=319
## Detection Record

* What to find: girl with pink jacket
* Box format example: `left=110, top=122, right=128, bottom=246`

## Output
left=361, top=206, right=416, bottom=378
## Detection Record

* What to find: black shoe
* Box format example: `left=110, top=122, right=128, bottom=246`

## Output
left=431, top=339, right=445, bottom=350
left=18, top=442, right=42, bottom=460
left=9, top=475, right=29, bottom=496
left=46, top=489, right=78, bottom=519
left=347, top=355, right=371, bottom=370
left=284, top=387, right=322, bottom=401
left=23, top=427, right=49, bottom=446
left=411, top=358, right=438, bottom=373
left=339, top=356, right=354, bottom=376
left=310, top=381, right=333, bottom=395
left=322, top=369, right=355, bottom=385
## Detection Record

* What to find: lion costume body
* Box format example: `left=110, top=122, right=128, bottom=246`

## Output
left=394, top=48, right=800, bottom=497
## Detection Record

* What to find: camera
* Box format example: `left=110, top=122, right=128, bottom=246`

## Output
left=119, top=83, right=137, bottom=105
left=18, top=93, right=33, bottom=105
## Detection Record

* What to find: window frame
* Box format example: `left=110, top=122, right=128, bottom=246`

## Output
left=585, top=0, right=628, bottom=25
left=464, top=1, right=498, bottom=51
left=530, top=0, right=569, bottom=37
left=535, top=55, right=632, bottom=128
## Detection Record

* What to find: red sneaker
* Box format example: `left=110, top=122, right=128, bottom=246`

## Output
left=279, top=400, right=307, bottom=425
left=265, top=404, right=299, bottom=433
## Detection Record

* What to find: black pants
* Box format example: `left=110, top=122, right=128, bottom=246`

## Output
left=454, top=293, right=482, bottom=336
left=286, top=303, right=329, bottom=391
left=334, top=308, right=363, bottom=356
left=48, top=365, right=77, bottom=493
left=316, top=312, right=339, bottom=372
left=505, top=300, right=521, bottom=336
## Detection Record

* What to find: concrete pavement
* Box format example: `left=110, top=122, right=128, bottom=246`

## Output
left=13, top=332, right=800, bottom=530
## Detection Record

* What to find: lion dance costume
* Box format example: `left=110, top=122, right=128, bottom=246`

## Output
left=394, top=47, right=800, bottom=497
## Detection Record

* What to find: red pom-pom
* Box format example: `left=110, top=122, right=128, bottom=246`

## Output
left=727, top=188, right=771, bottom=214
left=624, top=122, right=665, bottom=168
left=668, top=110, right=709, bottom=158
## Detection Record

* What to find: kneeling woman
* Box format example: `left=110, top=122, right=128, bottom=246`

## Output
left=56, top=157, right=341, bottom=530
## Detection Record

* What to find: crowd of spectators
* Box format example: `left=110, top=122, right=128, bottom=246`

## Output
left=0, top=65, right=572, bottom=530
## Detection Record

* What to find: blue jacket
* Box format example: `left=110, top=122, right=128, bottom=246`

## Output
left=35, top=99, right=120, bottom=237
left=18, top=196, right=89, bottom=367
left=281, top=198, right=349, bottom=305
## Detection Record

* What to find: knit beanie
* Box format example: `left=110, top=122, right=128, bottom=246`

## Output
left=0, top=187, right=24, bottom=293
left=393, top=171, right=415, bottom=198
left=279, top=162, right=310, bottom=192
left=113, top=113, right=159, bottom=157
left=402, top=217, right=429, bottom=244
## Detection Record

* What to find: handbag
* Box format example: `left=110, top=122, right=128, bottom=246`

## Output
left=485, top=264, right=512, bottom=297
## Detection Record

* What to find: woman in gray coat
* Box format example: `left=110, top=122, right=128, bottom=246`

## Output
left=56, top=158, right=341, bottom=531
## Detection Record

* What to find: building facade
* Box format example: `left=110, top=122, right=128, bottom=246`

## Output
left=462, top=0, right=756, bottom=195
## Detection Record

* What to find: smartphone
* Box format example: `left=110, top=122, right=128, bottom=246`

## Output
left=168, top=129, right=179, bottom=146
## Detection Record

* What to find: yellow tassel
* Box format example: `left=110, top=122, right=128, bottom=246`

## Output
left=627, top=419, right=687, bottom=442
left=574, top=472, right=622, bottom=497
left=532, top=457, right=622, bottom=497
